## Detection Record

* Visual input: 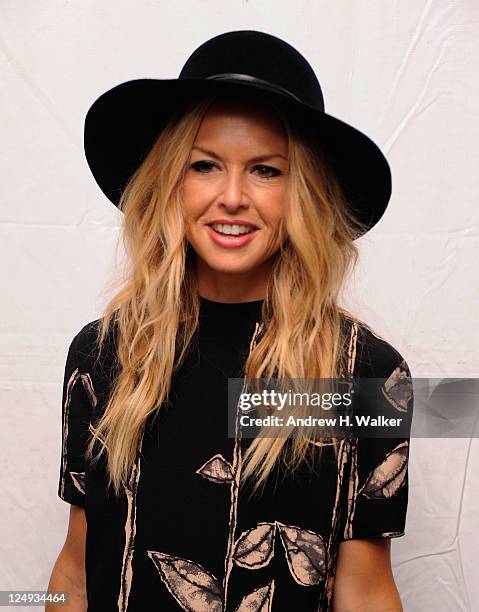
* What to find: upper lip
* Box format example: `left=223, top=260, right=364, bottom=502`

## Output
left=207, top=219, right=259, bottom=229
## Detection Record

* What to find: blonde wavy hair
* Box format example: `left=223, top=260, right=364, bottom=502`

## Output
left=85, top=89, right=369, bottom=497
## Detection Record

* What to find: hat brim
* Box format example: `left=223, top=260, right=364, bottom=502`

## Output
left=84, top=78, right=391, bottom=236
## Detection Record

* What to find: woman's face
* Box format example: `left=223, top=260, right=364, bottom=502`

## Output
left=182, top=97, right=289, bottom=298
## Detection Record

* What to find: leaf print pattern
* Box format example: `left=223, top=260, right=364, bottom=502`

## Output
left=336, top=320, right=413, bottom=602
left=342, top=438, right=359, bottom=540
left=381, top=360, right=413, bottom=413
left=346, top=319, right=359, bottom=379
left=69, top=471, right=85, bottom=494
left=145, top=321, right=266, bottom=612
left=358, top=440, right=409, bottom=499
left=60, top=364, right=97, bottom=502
left=117, top=441, right=143, bottom=612
left=196, top=454, right=234, bottom=484
left=233, top=522, right=276, bottom=569
left=223, top=322, right=265, bottom=609
left=322, top=438, right=351, bottom=608
left=276, top=523, right=327, bottom=586
left=80, top=372, right=97, bottom=408
left=320, top=320, right=359, bottom=610
left=58, top=313, right=412, bottom=611
left=147, top=551, right=223, bottom=612
left=235, top=580, right=275, bottom=612
left=59, top=367, right=82, bottom=500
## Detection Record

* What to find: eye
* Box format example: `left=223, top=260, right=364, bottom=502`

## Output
left=191, top=160, right=217, bottom=173
left=190, top=161, right=283, bottom=179
left=253, top=165, right=282, bottom=179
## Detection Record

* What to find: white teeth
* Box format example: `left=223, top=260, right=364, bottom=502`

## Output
left=210, top=223, right=255, bottom=236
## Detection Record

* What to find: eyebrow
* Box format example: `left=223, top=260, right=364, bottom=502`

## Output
left=191, top=146, right=288, bottom=163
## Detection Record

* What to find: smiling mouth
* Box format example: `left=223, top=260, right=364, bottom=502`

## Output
left=208, top=223, right=258, bottom=236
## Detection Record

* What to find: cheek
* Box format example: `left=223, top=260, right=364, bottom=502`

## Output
left=260, top=189, right=287, bottom=227
left=182, top=176, right=193, bottom=201
left=182, top=180, right=202, bottom=218
left=182, top=175, right=216, bottom=204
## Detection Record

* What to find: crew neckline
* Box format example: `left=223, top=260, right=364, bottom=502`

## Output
left=199, top=295, right=264, bottom=320
left=199, top=295, right=264, bottom=306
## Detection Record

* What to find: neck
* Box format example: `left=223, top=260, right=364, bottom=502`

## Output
left=194, top=259, right=272, bottom=303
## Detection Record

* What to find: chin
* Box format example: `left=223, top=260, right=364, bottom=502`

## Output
left=208, top=264, right=257, bottom=275
left=201, top=257, right=261, bottom=275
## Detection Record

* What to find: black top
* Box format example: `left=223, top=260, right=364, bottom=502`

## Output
left=58, top=296, right=413, bottom=611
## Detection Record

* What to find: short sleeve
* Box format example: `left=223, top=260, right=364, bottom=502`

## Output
left=57, top=330, right=95, bottom=508
left=339, top=336, right=414, bottom=541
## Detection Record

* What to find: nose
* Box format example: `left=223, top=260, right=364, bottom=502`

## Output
left=219, top=169, right=248, bottom=209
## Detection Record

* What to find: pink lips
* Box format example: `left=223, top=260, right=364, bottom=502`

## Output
left=206, top=224, right=257, bottom=249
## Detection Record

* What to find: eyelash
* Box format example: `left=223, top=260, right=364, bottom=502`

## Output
left=190, top=160, right=282, bottom=179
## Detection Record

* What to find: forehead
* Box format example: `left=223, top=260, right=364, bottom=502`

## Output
left=194, top=94, right=288, bottom=146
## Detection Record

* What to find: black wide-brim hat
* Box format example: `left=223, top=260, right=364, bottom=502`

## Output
left=84, top=30, right=392, bottom=238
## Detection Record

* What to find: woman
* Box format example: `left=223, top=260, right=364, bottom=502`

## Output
left=48, top=31, right=413, bottom=611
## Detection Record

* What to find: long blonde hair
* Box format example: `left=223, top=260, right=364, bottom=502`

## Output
left=85, top=90, right=369, bottom=497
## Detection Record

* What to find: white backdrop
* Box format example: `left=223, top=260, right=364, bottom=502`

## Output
left=1, top=1, right=478, bottom=610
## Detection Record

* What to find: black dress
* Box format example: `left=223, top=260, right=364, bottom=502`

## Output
left=58, top=296, right=413, bottom=611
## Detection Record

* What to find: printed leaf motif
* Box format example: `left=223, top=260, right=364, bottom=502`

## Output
left=70, top=471, right=85, bottom=494
left=147, top=550, right=223, bottom=612
left=233, top=522, right=276, bottom=569
left=276, top=523, right=326, bottom=586
left=382, top=361, right=413, bottom=413
left=80, top=372, right=98, bottom=408
left=235, top=580, right=275, bottom=611
left=196, top=453, right=234, bottom=484
left=358, top=440, right=409, bottom=499
left=118, top=449, right=142, bottom=612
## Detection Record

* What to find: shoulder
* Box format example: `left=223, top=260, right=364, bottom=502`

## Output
left=340, top=312, right=412, bottom=379
left=69, top=316, right=118, bottom=380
